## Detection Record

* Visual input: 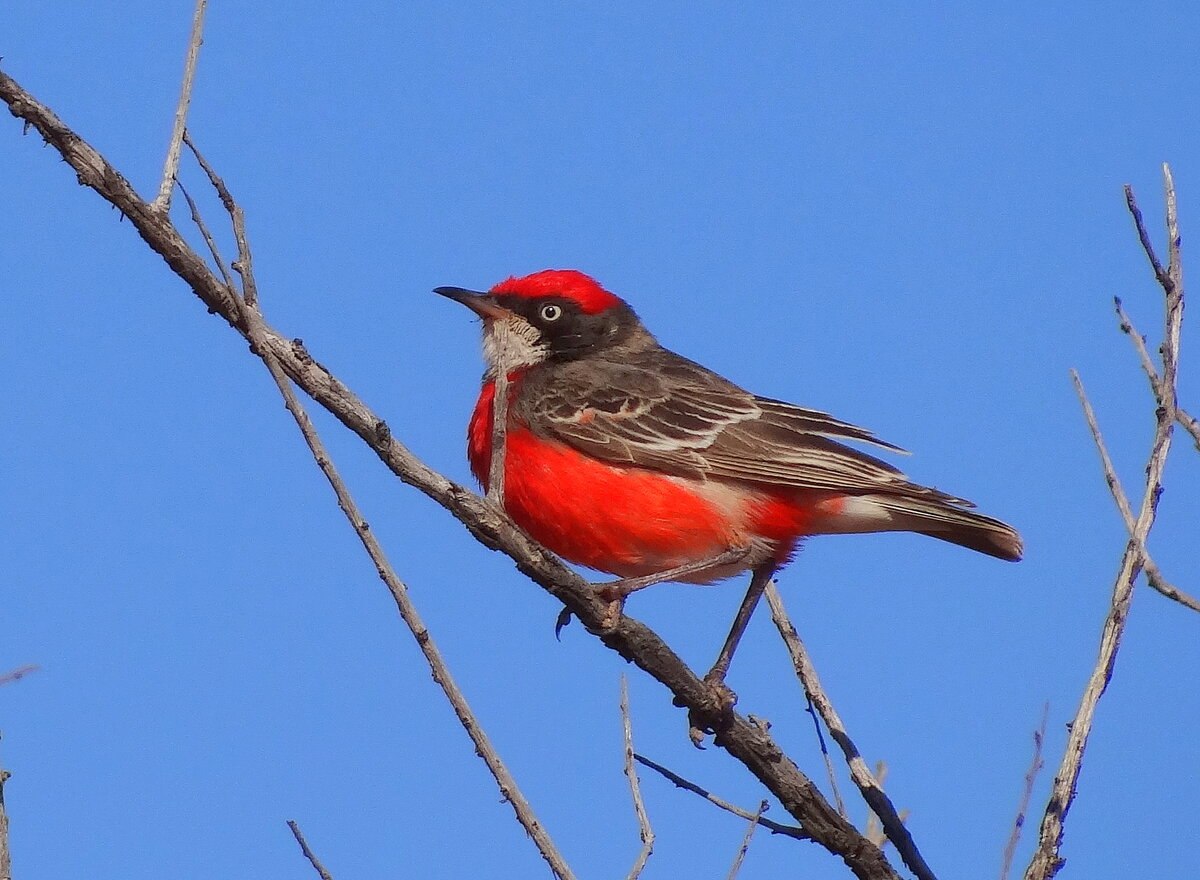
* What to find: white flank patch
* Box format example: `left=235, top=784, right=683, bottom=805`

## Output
left=482, top=316, right=549, bottom=376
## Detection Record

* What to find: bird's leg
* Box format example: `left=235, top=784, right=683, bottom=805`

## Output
left=595, top=547, right=752, bottom=600
left=702, top=563, right=778, bottom=709
left=554, top=547, right=752, bottom=637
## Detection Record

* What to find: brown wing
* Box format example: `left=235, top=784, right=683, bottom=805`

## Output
left=517, top=348, right=970, bottom=506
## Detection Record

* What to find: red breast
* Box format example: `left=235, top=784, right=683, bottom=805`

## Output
left=467, top=380, right=830, bottom=580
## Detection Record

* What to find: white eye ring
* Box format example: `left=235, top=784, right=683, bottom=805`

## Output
left=540, top=303, right=563, bottom=322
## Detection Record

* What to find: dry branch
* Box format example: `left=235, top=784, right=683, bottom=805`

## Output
left=287, top=820, right=335, bottom=880
left=1000, top=704, right=1047, bottom=880
left=1114, top=297, right=1200, bottom=453
left=1023, top=167, right=1187, bottom=880
left=0, top=66, right=903, bottom=880
left=863, top=762, right=906, bottom=850
left=177, top=142, right=577, bottom=879
left=490, top=371, right=509, bottom=507
left=152, top=0, right=207, bottom=213
left=1071, top=371, right=1198, bottom=613
left=633, top=754, right=808, bottom=840
left=764, top=583, right=932, bottom=880
left=620, top=677, right=654, bottom=880
left=0, top=745, right=9, bottom=880
left=725, top=800, right=769, bottom=880
left=0, top=666, right=39, bottom=688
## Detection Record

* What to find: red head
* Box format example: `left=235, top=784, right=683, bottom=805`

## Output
left=437, top=269, right=647, bottom=377
left=489, top=269, right=623, bottom=315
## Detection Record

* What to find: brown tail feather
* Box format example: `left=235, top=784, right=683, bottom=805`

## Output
left=915, top=523, right=1023, bottom=562
left=866, top=495, right=1023, bottom=562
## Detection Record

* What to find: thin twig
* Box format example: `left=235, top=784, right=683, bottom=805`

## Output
left=764, top=583, right=933, bottom=880
left=620, top=676, right=654, bottom=880
left=153, top=0, right=207, bottom=213
left=1071, top=371, right=1199, bottom=612
left=1124, top=183, right=1170, bottom=288
left=0, top=68, right=905, bottom=880
left=1114, top=297, right=1200, bottom=452
left=1000, top=704, right=1048, bottom=880
left=1114, top=297, right=1164, bottom=397
left=725, top=800, right=769, bottom=880
left=1179, top=409, right=1200, bottom=451
left=804, top=688, right=847, bottom=818
left=1025, top=169, right=1185, bottom=880
left=0, top=665, right=39, bottom=687
left=489, top=371, right=509, bottom=507
left=183, top=154, right=577, bottom=880
left=632, top=754, right=807, bottom=840
left=1161, top=164, right=1184, bottom=420
left=287, top=820, right=334, bottom=880
left=176, top=181, right=237, bottom=294
left=0, top=736, right=9, bottom=880
left=182, top=132, right=257, bottom=307
left=864, top=762, right=908, bottom=850
left=248, top=340, right=576, bottom=879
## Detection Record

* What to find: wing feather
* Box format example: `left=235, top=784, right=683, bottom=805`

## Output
left=517, top=350, right=963, bottom=503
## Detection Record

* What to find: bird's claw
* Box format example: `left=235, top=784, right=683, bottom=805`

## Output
left=683, top=674, right=738, bottom=748
left=554, top=608, right=573, bottom=640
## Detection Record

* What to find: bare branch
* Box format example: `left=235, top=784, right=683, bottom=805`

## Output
left=725, top=800, right=769, bottom=880
left=0, top=666, right=39, bottom=687
left=177, top=151, right=578, bottom=880
left=632, top=754, right=808, bottom=840
left=804, top=680, right=847, bottom=819
left=153, top=0, right=208, bottom=213
left=1124, top=183, right=1170, bottom=288
left=1071, top=371, right=1199, bottom=613
left=245, top=306, right=577, bottom=879
left=0, top=739, right=9, bottom=880
left=1025, top=168, right=1186, bottom=880
left=1179, top=410, right=1200, bottom=452
left=864, top=762, right=908, bottom=850
left=764, top=583, right=932, bottom=880
left=1000, top=704, right=1048, bottom=880
left=0, top=67, right=903, bottom=880
left=176, top=181, right=236, bottom=294
left=182, top=132, right=257, bottom=306
left=1115, top=298, right=1200, bottom=452
left=489, top=371, right=509, bottom=507
left=287, top=820, right=334, bottom=880
left=620, top=677, right=654, bottom=880
left=1160, top=165, right=1184, bottom=416
left=1114, top=297, right=1164, bottom=396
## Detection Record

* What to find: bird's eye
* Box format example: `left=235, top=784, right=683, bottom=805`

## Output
left=539, top=303, right=562, bottom=322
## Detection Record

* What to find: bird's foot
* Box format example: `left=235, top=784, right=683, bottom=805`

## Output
left=702, top=669, right=738, bottom=715
left=684, top=673, right=738, bottom=748
left=553, top=594, right=624, bottom=638
left=598, top=590, right=626, bottom=630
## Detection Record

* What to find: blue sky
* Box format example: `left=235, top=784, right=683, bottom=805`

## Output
left=3, top=3, right=1199, bottom=878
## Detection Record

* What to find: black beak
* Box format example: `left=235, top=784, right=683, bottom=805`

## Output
left=434, top=286, right=513, bottom=321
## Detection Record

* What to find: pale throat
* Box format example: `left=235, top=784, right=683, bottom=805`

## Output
left=481, top=316, right=549, bottom=378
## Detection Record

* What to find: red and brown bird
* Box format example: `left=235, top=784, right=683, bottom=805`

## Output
left=438, top=269, right=1021, bottom=681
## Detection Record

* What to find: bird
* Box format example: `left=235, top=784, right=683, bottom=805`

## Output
left=437, top=269, right=1021, bottom=691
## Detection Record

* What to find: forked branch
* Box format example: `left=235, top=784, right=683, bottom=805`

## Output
left=1023, top=166, right=1187, bottom=880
